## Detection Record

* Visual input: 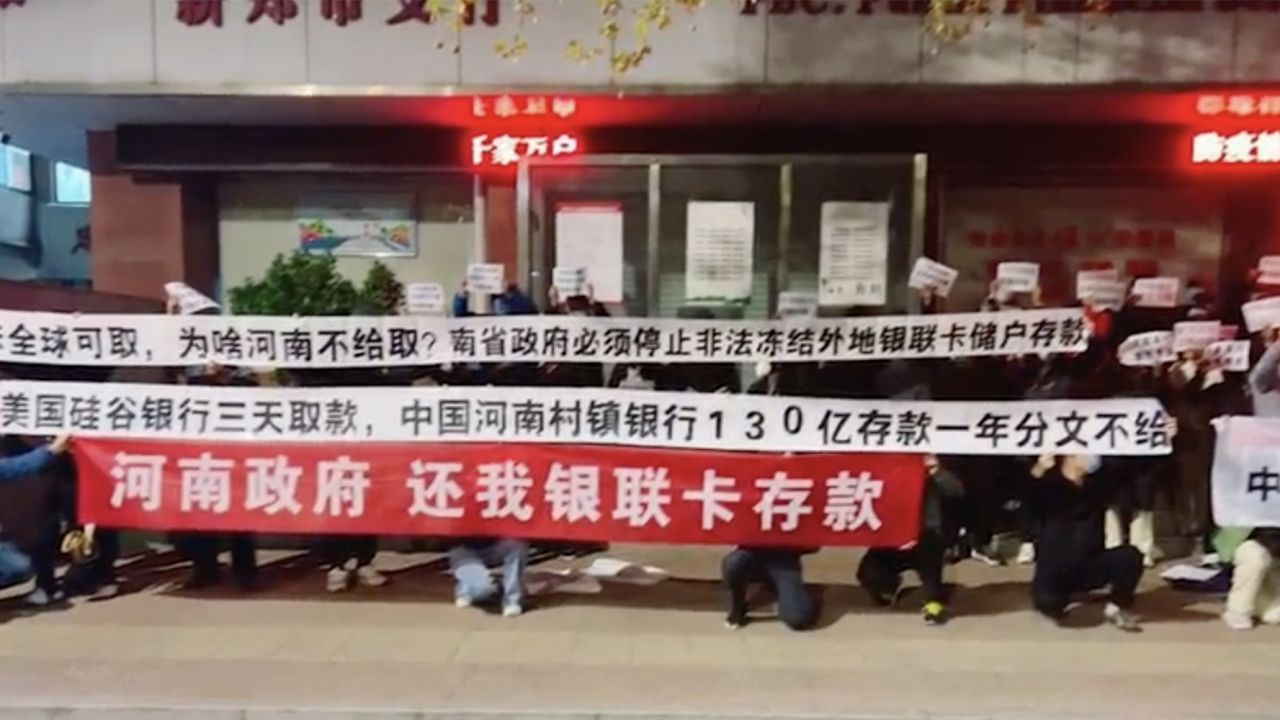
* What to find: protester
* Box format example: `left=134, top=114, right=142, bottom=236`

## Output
left=449, top=537, right=530, bottom=617
left=0, top=435, right=70, bottom=590
left=1027, top=453, right=1143, bottom=631
left=857, top=454, right=964, bottom=625
left=721, top=546, right=818, bottom=631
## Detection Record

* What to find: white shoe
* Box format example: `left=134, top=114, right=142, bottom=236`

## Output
left=502, top=603, right=523, bottom=618
left=1105, top=602, right=1141, bottom=632
left=1016, top=542, right=1036, bottom=565
left=1260, top=606, right=1280, bottom=626
left=325, top=567, right=351, bottom=593
left=970, top=549, right=1003, bottom=567
left=454, top=596, right=473, bottom=608
left=89, top=583, right=119, bottom=602
left=355, top=565, right=387, bottom=588
left=24, top=588, right=50, bottom=607
left=1223, top=610, right=1255, bottom=630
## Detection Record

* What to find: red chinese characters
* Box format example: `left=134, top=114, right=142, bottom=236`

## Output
left=75, top=439, right=926, bottom=548
left=247, top=0, right=298, bottom=25
left=320, top=0, right=362, bottom=26
left=472, top=95, right=577, bottom=119
left=176, top=0, right=223, bottom=27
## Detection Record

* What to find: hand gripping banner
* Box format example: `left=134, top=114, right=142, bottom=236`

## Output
left=74, top=439, right=926, bottom=548
left=0, top=308, right=1087, bottom=367
left=0, top=381, right=1174, bottom=456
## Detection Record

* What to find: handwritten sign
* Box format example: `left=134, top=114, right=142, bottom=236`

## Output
left=1205, top=340, right=1251, bottom=372
left=466, top=263, right=506, bottom=295
left=552, top=266, right=587, bottom=298
left=777, top=291, right=818, bottom=318
left=1243, top=296, right=1280, bottom=333
left=1173, top=321, right=1222, bottom=353
left=1132, top=277, right=1180, bottom=308
left=908, top=258, right=959, bottom=297
left=1119, top=331, right=1175, bottom=367
left=996, top=262, right=1039, bottom=293
left=163, top=282, right=219, bottom=316
left=405, top=282, right=445, bottom=316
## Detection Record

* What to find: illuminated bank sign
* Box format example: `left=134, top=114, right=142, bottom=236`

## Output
left=1191, top=130, right=1280, bottom=165
left=469, top=133, right=581, bottom=168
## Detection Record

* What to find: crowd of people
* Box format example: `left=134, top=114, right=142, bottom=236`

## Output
left=0, top=273, right=1277, bottom=635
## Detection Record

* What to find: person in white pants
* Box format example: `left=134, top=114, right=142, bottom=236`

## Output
left=1221, top=530, right=1280, bottom=630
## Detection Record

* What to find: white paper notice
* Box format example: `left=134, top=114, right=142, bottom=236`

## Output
left=1259, top=256, right=1280, bottom=285
left=466, top=263, right=505, bottom=295
left=686, top=201, right=754, bottom=302
left=405, top=282, right=445, bottom=316
left=819, top=201, right=889, bottom=306
left=1132, top=277, right=1180, bottom=308
left=555, top=203, right=624, bottom=304
left=1244, top=296, right=1280, bottom=333
left=163, top=282, right=219, bottom=316
left=908, top=258, right=959, bottom=297
left=1173, top=321, right=1222, bottom=353
left=552, top=266, right=587, bottom=298
left=996, top=262, right=1040, bottom=293
left=1118, top=331, right=1175, bottom=367
left=777, top=291, right=818, bottom=318
left=1204, top=340, right=1251, bottom=372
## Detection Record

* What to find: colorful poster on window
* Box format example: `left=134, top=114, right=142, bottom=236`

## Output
left=297, top=191, right=417, bottom=258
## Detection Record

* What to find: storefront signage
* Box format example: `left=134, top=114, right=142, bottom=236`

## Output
left=1196, top=94, right=1280, bottom=117
left=472, top=95, right=576, bottom=119
left=173, top=0, right=500, bottom=28
left=469, top=132, right=580, bottom=168
left=1191, top=130, right=1280, bottom=164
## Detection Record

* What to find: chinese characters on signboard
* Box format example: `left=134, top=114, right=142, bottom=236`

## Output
left=173, top=0, right=501, bottom=28
left=1196, top=94, right=1280, bottom=118
left=469, top=133, right=581, bottom=168
left=1191, top=130, right=1280, bottom=165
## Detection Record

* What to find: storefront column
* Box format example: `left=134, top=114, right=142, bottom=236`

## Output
left=86, top=131, right=217, bottom=301
left=483, top=177, right=518, bottom=285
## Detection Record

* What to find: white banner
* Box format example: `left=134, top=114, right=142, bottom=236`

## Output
left=0, top=381, right=1171, bottom=456
left=1212, top=416, right=1280, bottom=527
left=0, top=308, right=1089, bottom=368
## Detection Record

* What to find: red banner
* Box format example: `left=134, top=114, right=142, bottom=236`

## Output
left=74, top=440, right=924, bottom=548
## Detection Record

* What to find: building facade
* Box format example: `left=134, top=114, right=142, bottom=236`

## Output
left=1, top=0, right=1277, bottom=315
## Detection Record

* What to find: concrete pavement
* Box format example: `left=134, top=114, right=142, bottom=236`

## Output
left=0, top=544, right=1275, bottom=720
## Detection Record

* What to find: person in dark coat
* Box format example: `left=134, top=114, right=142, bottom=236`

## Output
left=722, top=546, right=818, bottom=631
left=858, top=454, right=964, bottom=625
left=1027, top=453, right=1143, bottom=631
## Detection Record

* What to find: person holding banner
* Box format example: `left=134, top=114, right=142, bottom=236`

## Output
left=857, top=454, right=964, bottom=625
left=1027, top=453, right=1143, bottom=632
left=0, top=434, right=70, bottom=591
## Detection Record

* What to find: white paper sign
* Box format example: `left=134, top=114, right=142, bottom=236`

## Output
left=1211, top=416, right=1280, bottom=527
left=686, top=201, right=754, bottom=302
left=908, top=258, right=959, bottom=297
left=466, top=263, right=505, bottom=295
left=1076, top=269, right=1123, bottom=309
left=1132, top=277, right=1180, bottom=308
left=1118, top=331, right=1175, bottom=367
left=1243, top=296, right=1280, bottom=333
left=163, top=282, right=219, bottom=316
left=1173, top=321, right=1222, bottom=353
left=552, top=267, right=587, bottom=298
left=819, top=201, right=889, bottom=306
left=996, top=262, right=1040, bottom=293
left=405, top=282, right=445, bottom=316
left=1205, top=340, right=1251, bottom=372
left=0, top=379, right=1172, bottom=456
left=777, top=291, right=818, bottom=318
left=1259, top=256, right=1280, bottom=284
left=555, top=203, right=624, bottom=304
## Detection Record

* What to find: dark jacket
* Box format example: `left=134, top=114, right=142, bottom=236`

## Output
left=1028, top=467, right=1114, bottom=572
left=0, top=446, right=53, bottom=485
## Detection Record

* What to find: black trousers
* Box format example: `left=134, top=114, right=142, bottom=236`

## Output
left=317, top=535, right=378, bottom=569
left=1032, top=546, right=1143, bottom=618
left=174, top=532, right=257, bottom=586
left=721, top=548, right=817, bottom=631
left=857, top=531, right=947, bottom=605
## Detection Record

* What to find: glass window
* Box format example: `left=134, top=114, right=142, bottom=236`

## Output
left=53, top=161, right=91, bottom=204
left=2, top=145, right=33, bottom=193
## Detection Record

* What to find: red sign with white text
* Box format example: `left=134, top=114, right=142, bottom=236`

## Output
left=74, top=440, right=924, bottom=548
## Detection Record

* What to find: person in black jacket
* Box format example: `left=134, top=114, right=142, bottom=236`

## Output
left=1028, top=453, right=1143, bottom=631
left=857, top=454, right=964, bottom=625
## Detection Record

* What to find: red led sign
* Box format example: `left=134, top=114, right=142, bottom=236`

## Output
left=469, top=132, right=581, bottom=168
